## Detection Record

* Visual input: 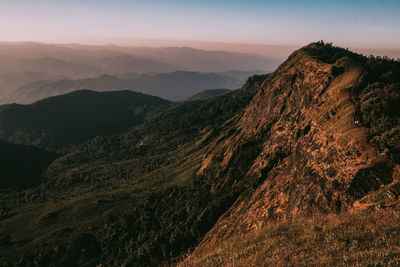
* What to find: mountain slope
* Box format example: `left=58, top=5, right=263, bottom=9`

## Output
left=0, top=90, right=170, bottom=150
left=0, top=78, right=261, bottom=266
left=0, top=140, right=57, bottom=189
left=184, top=42, right=400, bottom=254
left=186, top=89, right=231, bottom=101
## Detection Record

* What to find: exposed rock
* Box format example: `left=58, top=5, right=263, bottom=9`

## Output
left=195, top=42, right=400, bottom=248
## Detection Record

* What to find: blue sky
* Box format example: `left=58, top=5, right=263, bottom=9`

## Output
left=0, top=0, right=399, bottom=49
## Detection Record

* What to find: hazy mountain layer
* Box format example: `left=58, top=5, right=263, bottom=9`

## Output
left=5, top=71, right=258, bottom=104
left=0, top=42, right=279, bottom=99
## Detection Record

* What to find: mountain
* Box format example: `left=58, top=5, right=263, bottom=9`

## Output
left=0, top=42, right=177, bottom=75
left=116, top=46, right=280, bottom=72
left=219, top=70, right=266, bottom=80
left=0, top=78, right=259, bottom=266
left=17, top=57, right=100, bottom=78
left=8, top=71, right=247, bottom=104
left=186, top=89, right=231, bottom=101
left=0, top=71, right=67, bottom=99
left=0, top=90, right=170, bottom=150
left=0, top=43, right=399, bottom=266
left=0, top=140, right=57, bottom=189
left=88, top=55, right=175, bottom=74
left=181, top=42, right=400, bottom=265
left=0, top=42, right=279, bottom=99
left=0, top=42, right=279, bottom=72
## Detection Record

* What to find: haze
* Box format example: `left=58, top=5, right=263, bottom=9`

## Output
left=1, top=0, right=400, bottom=58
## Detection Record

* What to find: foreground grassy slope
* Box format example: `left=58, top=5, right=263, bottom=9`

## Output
left=181, top=207, right=400, bottom=266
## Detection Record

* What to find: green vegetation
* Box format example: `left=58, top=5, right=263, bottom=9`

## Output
left=356, top=58, right=400, bottom=160
left=301, top=40, right=365, bottom=63
left=0, top=83, right=260, bottom=266
left=299, top=41, right=400, bottom=161
left=186, top=89, right=231, bottom=101
left=0, top=90, right=170, bottom=150
left=0, top=140, right=57, bottom=189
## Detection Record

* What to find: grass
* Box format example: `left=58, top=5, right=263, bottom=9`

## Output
left=180, top=207, right=400, bottom=266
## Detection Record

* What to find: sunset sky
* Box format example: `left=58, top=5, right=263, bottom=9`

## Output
left=0, top=0, right=399, bottom=51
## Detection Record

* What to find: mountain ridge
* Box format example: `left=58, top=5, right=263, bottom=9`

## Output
left=184, top=42, right=400, bottom=255
left=0, top=90, right=170, bottom=150
left=186, top=89, right=231, bottom=101
left=1, top=42, right=399, bottom=266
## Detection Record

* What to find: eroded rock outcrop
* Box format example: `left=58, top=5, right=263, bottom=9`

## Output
left=195, top=42, right=400, bottom=247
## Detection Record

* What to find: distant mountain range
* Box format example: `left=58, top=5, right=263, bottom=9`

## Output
left=0, top=42, right=281, bottom=99
left=5, top=70, right=260, bottom=103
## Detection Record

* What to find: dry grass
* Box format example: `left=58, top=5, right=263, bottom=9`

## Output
left=180, top=208, right=400, bottom=266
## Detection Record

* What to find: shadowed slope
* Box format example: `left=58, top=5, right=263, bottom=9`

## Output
left=186, top=89, right=231, bottom=101
left=0, top=140, right=57, bottom=189
left=0, top=78, right=261, bottom=266
left=0, top=90, right=170, bottom=150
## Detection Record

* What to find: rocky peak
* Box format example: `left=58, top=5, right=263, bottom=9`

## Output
left=195, top=42, right=400, bottom=247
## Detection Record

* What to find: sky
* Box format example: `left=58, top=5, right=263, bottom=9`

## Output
left=0, top=0, right=399, bottom=51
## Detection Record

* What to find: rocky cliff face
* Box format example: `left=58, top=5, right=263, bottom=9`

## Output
left=194, top=42, right=400, bottom=247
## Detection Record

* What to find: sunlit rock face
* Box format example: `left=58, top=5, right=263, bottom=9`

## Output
left=196, top=42, right=399, bottom=247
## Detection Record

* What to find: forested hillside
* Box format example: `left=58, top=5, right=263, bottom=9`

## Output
left=0, top=140, right=57, bottom=189
left=0, top=90, right=170, bottom=150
